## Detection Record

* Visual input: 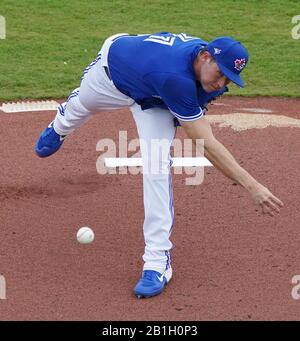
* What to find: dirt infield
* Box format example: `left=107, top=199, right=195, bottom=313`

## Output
left=0, top=96, right=299, bottom=320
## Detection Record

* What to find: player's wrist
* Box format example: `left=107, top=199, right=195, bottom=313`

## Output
left=243, top=178, right=262, bottom=193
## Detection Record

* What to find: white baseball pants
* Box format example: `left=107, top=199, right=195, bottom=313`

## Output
left=53, top=34, right=176, bottom=272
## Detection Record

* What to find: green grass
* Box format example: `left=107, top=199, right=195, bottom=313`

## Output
left=0, top=0, right=300, bottom=100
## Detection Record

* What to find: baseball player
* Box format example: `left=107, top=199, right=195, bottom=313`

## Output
left=35, top=32, right=284, bottom=299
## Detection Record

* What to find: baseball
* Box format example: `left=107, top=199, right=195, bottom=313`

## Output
left=76, top=226, right=94, bottom=244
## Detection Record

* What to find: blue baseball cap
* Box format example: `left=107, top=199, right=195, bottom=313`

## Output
left=206, top=37, right=249, bottom=87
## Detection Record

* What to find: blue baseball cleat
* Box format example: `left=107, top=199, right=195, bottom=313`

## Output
left=134, top=267, right=172, bottom=298
left=35, top=122, right=66, bottom=158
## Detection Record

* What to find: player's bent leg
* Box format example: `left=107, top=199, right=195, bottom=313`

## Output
left=35, top=34, right=135, bottom=158
left=35, top=48, right=134, bottom=158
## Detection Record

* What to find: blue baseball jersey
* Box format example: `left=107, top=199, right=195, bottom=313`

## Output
left=108, top=32, right=228, bottom=121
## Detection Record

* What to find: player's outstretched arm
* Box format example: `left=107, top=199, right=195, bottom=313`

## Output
left=179, top=116, right=284, bottom=217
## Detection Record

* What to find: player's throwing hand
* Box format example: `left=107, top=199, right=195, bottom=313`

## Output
left=249, top=183, right=284, bottom=217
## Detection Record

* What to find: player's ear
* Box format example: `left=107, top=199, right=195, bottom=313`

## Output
left=200, top=50, right=213, bottom=63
